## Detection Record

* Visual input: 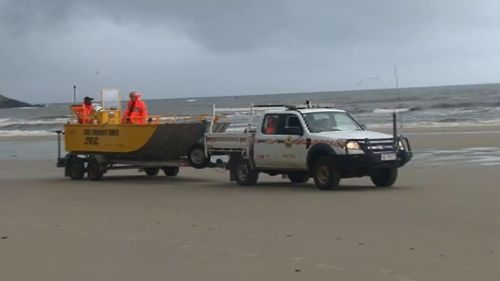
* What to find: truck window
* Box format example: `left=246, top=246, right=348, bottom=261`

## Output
left=262, top=114, right=303, bottom=135
left=262, top=114, right=279, bottom=134
left=283, top=115, right=303, bottom=135
left=335, top=113, right=361, bottom=131
left=286, top=115, right=301, bottom=127
left=303, top=112, right=362, bottom=132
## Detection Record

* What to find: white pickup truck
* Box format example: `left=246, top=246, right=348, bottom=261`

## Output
left=202, top=104, right=412, bottom=190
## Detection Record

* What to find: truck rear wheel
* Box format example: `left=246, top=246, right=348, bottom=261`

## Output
left=288, top=172, right=309, bottom=183
left=234, top=160, right=259, bottom=186
left=312, top=156, right=340, bottom=190
left=67, top=157, right=85, bottom=180
left=162, top=167, right=179, bottom=176
left=87, top=159, right=103, bottom=181
left=370, top=168, right=398, bottom=187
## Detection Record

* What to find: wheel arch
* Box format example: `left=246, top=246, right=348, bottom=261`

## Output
left=306, top=144, right=336, bottom=172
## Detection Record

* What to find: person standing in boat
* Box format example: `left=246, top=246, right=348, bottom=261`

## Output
left=79, top=96, right=94, bottom=124
left=123, top=91, right=148, bottom=124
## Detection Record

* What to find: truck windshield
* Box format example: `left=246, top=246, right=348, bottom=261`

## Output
left=303, top=112, right=362, bottom=133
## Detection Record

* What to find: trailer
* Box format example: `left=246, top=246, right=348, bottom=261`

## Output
left=56, top=89, right=227, bottom=180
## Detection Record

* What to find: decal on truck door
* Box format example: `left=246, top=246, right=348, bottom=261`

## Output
left=285, top=136, right=293, bottom=148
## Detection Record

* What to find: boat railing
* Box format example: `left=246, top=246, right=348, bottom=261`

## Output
left=68, top=104, right=229, bottom=129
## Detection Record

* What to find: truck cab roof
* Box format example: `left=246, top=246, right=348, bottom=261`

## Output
left=264, top=108, right=346, bottom=114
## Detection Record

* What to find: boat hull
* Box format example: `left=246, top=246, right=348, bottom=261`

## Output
left=64, top=123, right=206, bottom=160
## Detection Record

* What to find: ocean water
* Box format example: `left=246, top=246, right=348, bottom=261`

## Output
left=2, top=83, right=500, bottom=137
left=1, top=83, right=500, bottom=165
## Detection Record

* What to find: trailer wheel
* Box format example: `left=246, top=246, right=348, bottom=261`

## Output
left=144, top=168, right=160, bottom=176
left=162, top=167, right=179, bottom=177
left=87, top=159, right=103, bottom=181
left=234, top=160, right=259, bottom=186
left=67, top=157, right=85, bottom=180
left=188, top=144, right=208, bottom=169
left=370, top=168, right=398, bottom=187
left=288, top=172, right=310, bottom=183
left=312, top=156, right=340, bottom=190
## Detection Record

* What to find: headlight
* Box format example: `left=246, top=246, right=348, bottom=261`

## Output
left=346, top=141, right=360, bottom=150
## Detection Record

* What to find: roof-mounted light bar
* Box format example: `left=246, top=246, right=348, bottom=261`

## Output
left=254, top=101, right=335, bottom=110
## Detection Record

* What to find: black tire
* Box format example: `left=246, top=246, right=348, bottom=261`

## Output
left=144, top=168, right=160, bottom=176
left=288, top=172, right=310, bottom=183
left=162, top=166, right=179, bottom=177
left=87, top=159, right=103, bottom=181
left=234, top=159, right=259, bottom=186
left=67, top=157, right=85, bottom=180
left=370, top=168, right=398, bottom=187
left=188, top=144, right=209, bottom=169
left=312, top=156, right=340, bottom=190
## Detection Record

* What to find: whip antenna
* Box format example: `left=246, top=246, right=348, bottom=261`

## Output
left=394, top=66, right=403, bottom=133
left=96, top=70, right=99, bottom=96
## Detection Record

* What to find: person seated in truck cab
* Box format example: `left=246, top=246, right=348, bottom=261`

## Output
left=316, top=116, right=331, bottom=131
left=304, top=113, right=336, bottom=132
left=263, top=115, right=278, bottom=134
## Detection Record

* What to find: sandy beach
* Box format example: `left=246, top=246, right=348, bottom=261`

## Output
left=1, top=126, right=500, bottom=280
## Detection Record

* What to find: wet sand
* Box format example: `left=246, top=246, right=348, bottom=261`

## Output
left=1, top=126, right=500, bottom=280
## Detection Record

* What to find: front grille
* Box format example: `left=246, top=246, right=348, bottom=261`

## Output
left=358, top=139, right=395, bottom=153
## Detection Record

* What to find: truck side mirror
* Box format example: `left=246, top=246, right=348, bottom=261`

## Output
left=360, top=124, right=367, bottom=130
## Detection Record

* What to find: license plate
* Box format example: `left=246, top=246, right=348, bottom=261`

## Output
left=381, top=153, right=397, bottom=161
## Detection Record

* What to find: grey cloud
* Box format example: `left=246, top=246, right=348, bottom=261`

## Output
left=2, top=0, right=495, bottom=51
left=0, top=0, right=499, bottom=102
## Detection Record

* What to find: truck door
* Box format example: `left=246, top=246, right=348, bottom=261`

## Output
left=254, top=113, right=307, bottom=169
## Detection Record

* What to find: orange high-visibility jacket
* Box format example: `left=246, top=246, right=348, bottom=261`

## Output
left=263, top=115, right=278, bottom=134
left=123, top=98, right=148, bottom=124
left=80, top=104, right=94, bottom=124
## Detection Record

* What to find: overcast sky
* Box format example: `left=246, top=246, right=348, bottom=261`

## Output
left=1, top=0, right=499, bottom=103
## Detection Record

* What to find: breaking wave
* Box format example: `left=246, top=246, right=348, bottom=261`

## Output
left=0, top=130, right=55, bottom=137
left=430, top=102, right=478, bottom=109
left=373, top=108, right=411, bottom=114
left=0, top=117, right=67, bottom=137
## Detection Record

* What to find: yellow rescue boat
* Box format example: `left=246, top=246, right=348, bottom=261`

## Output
left=56, top=89, right=228, bottom=180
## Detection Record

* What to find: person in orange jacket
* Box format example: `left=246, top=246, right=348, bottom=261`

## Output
left=123, top=91, right=148, bottom=124
left=263, top=115, right=278, bottom=134
left=79, top=96, right=94, bottom=124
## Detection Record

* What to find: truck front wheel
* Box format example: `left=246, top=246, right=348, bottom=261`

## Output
left=370, top=168, right=398, bottom=187
left=234, top=160, right=259, bottom=186
left=312, top=156, right=340, bottom=190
